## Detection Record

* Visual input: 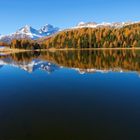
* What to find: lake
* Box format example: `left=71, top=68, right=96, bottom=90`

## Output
left=0, top=50, right=140, bottom=140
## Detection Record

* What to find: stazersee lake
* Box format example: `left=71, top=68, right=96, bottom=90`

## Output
left=0, top=50, right=140, bottom=140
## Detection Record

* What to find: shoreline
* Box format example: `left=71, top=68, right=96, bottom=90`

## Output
left=0, top=47, right=140, bottom=54
left=46, top=48, right=140, bottom=51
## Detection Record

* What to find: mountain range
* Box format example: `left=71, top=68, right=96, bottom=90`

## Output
left=0, top=24, right=60, bottom=43
left=0, top=21, right=139, bottom=43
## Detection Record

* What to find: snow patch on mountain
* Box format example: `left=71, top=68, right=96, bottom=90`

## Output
left=39, top=24, right=60, bottom=36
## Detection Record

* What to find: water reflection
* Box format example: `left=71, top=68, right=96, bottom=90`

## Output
left=0, top=50, right=140, bottom=140
left=0, top=50, right=140, bottom=74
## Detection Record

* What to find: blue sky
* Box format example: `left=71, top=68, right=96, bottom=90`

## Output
left=0, top=0, right=140, bottom=34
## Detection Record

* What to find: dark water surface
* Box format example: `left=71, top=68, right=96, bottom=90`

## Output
left=0, top=50, right=140, bottom=140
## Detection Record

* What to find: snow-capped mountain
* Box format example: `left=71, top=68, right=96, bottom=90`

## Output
left=73, top=21, right=139, bottom=29
left=16, top=25, right=42, bottom=39
left=0, top=24, right=60, bottom=43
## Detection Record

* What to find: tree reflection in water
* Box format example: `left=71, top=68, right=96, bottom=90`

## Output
left=0, top=50, right=140, bottom=73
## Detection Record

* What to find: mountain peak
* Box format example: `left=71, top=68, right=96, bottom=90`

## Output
left=39, top=24, right=59, bottom=35
left=77, top=22, right=85, bottom=26
left=24, top=25, right=31, bottom=28
left=17, top=25, right=36, bottom=34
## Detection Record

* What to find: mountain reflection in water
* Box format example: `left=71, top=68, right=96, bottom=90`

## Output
left=0, top=50, right=140, bottom=74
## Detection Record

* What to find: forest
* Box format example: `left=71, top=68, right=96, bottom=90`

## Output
left=10, top=39, right=41, bottom=50
left=8, top=23, right=140, bottom=49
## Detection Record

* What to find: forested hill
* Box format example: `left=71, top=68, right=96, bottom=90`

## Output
left=41, top=23, right=140, bottom=49
left=9, top=23, right=140, bottom=49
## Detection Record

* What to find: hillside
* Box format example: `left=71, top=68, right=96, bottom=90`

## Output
left=5, top=22, right=140, bottom=50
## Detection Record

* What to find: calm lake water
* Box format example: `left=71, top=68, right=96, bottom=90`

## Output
left=0, top=50, right=140, bottom=140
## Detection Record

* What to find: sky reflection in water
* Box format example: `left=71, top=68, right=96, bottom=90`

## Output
left=0, top=50, right=140, bottom=140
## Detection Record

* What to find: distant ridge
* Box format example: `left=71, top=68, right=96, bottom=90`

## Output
left=72, top=21, right=139, bottom=29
